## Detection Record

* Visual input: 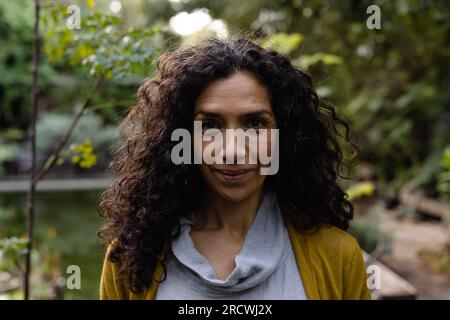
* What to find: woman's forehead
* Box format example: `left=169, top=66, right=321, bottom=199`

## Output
left=194, top=71, right=272, bottom=114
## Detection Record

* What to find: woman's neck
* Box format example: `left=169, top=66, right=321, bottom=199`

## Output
left=194, top=187, right=265, bottom=240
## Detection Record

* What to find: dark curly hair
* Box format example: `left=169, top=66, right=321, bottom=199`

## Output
left=98, top=35, right=355, bottom=293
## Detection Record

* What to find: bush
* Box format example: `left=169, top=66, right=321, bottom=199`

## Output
left=36, top=111, right=118, bottom=169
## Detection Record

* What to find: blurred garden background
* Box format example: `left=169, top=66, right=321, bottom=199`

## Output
left=0, top=0, right=449, bottom=299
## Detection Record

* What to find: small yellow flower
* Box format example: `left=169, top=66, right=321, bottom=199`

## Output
left=71, top=155, right=80, bottom=164
left=86, top=0, right=95, bottom=10
left=70, top=139, right=98, bottom=169
left=346, top=182, right=376, bottom=201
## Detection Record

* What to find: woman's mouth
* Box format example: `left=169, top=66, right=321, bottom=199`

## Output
left=211, top=168, right=256, bottom=183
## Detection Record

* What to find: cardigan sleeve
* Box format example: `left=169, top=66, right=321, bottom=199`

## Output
left=99, top=244, right=129, bottom=300
left=343, top=240, right=372, bottom=300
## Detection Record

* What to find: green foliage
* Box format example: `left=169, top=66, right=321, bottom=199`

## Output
left=294, top=52, right=343, bottom=70
left=0, top=144, right=19, bottom=175
left=0, top=237, right=27, bottom=298
left=348, top=214, right=390, bottom=253
left=0, top=0, right=34, bottom=128
left=0, top=128, right=24, bottom=175
left=36, top=111, right=118, bottom=168
left=0, top=1, right=175, bottom=158
left=437, top=146, right=450, bottom=201
left=42, top=6, right=170, bottom=80
left=262, top=32, right=303, bottom=55
left=262, top=32, right=343, bottom=71
left=0, top=237, right=28, bottom=269
left=0, top=237, right=64, bottom=299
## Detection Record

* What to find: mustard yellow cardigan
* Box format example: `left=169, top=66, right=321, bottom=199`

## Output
left=100, top=218, right=371, bottom=300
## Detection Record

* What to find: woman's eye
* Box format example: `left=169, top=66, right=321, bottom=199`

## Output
left=202, top=120, right=218, bottom=131
left=247, top=119, right=267, bottom=129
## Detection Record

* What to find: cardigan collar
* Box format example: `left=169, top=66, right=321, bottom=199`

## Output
left=168, top=192, right=291, bottom=294
left=147, top=204, right=321, bottom=300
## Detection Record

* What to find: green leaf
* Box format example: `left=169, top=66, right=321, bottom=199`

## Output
left=262, top=33, right=303, bottom=55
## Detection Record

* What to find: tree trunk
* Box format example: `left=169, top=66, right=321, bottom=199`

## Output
left=24, top=0, right=40, bottom=300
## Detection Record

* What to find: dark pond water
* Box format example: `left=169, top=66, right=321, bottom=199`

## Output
left=0, top=190, right=104, bottom=299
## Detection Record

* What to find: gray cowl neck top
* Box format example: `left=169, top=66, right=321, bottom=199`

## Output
left=155, top=192, right=307, bottom=299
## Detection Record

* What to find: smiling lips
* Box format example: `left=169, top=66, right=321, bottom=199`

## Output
left=212, top=168, right=256, bottom=183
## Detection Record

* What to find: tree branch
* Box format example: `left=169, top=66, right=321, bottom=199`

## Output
left=33, top=76, right=104, bottom=184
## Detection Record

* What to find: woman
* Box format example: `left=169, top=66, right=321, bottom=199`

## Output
left=98, top=36, right=371, bottom=300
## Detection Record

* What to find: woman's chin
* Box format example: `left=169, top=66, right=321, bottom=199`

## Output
left=215, top=187, right=256, bottom=203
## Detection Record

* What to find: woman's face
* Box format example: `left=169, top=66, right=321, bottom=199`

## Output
left=193, top=71, right=277, bottom=203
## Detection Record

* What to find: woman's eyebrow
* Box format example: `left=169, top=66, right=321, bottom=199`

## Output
left=242, top=110, right=274, bottom=117
left=193, top=111, right=220, bottom=117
